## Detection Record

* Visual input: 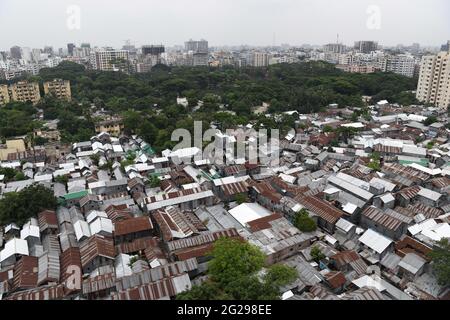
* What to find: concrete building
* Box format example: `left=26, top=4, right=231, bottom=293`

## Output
left=67, top=43, right=75, bottom=56
left=382, top=54, right=416, bottom=78
left=0, top=84, right=10, bottom=105
left=354, top=41, right=378, bottom=53
left=94, top=117, right=124, bottom=136
left=185, top=39, right=208, bottom=53
left=251, top=52, right=270, bottom=67
left=416, top=48, right=450, bottom=109
left=8, top=81, right=41, bottom=104
left=185, top=39, right=208, bottom=66
left=90, top=49, right=130, bottom=72
left=43, top=79, right=72, bottom=101
left=323, top=43, right=346, bottom=54
left=10, top=46, right=22, bottom=60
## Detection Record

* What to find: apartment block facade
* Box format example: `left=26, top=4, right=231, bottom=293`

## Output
left=8, top=81, right=41, bottom=104
left=416, top=49, right=450, bottom=109
left=90, top=50, right=130, bottom=72
left=0, top=84, right=10, bottom=105
left=43, top=79, right=72, bottom=101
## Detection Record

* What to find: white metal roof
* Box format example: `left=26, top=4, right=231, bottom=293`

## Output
left=328, top=176, right=373, bottom=201
left=358, top=229, right=393, bottom=254
left=115, top=254, right=133, bottom=279
left=369, top=177, right=396, bottom=192
left=0, top=238, right=29, bottom=263
left=89, top=217, right=114, bottom=235
left=74, top=220, right=91, bottom=241
left=279, top=173, right=296, bottom=184
left=408, top=219, right=438, bottom=236
left=20, top=224, right=40, bottom=240
left=228, top=202, right=272, bottom=227
left=342, top=202, right=358, bottom=214
left=169, top=147, right=201, bottom=158
left=213, top=175, right=249, bottom=186
left=402, top=145, right=427, bottom=157
left=417, top=187, right=442, bottom=202
left=145, top=190, right=214, bottom=211
left=335, top=218, right=355, bottom=233
left=113, top=144, right=124, bottom=153
left=86, top=210, right=108, bottom=224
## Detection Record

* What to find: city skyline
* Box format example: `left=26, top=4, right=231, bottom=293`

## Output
left=1, top=0, right=449, bottom=51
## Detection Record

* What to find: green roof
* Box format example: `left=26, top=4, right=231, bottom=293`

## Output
left=399, top=158, right=429, bottom=166
left=61, top=190, right=89, bottom=201
left=142, top=144, right=155, bottom=156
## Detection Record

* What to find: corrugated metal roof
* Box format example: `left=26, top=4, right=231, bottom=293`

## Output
left=358, top=229, right=393, bottom=254
left=115, top=259, right=197, bottom=291
left=37, top=252, right=60, bottom=285
left=80, top=235, right=115, bottom=268
left=111, top=274, right=191, bottom=300
left=362, top=206, right=403, bottom=232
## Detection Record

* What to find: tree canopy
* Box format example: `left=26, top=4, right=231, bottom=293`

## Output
left=177, top=237, right=297, bottom=300
left=293, top=209, right=317, bottom=232
left=0, top=184, right=57, bottom=226
left=2, top=60, right=418, bottom=149
left=428, top=238, right=450, bottom=286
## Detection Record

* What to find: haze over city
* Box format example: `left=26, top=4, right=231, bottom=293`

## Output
left=1, top=0, right=449, bottom=50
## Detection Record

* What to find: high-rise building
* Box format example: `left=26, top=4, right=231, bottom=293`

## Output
left=354, top=41, right=378, bottom=53
left=142, top=45, right=165, bottom=56
left=441, top=40, right=450, bottom=52
left=323, top=43, right=346, bottom=54
left=43, top=46, right=54, bottom=55
left=90, top=49, right=130, bottom=72
left=381, top=54, right=416, bottom=78
left=67, top=43, right=76, bottom=56
left=251, top=52, right=269, bottom=67
left=416, top=48, right=450, bottom=109
left=10, top=46, right=22, bottom=60
left=185, top=39, right=209, bottom=66
left=0, top=84, right=10, bottom=105
left=185, top=39, right=208, bottom=53
left=43, top=79, right=72, bottom=101
left=8, top=81, right=41, bottom=105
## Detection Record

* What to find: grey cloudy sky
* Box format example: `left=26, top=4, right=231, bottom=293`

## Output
left=0, top=0, right=449, bottom=50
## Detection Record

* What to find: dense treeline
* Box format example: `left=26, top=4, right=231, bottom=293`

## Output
left=1, top=61, right=418, bottom=150
left=35, top=61, right=417, bottom=115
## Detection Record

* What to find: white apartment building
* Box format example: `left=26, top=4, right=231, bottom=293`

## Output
left=382, top=54, right=416, bottom=78
left=251, top=52, right=269, bottom=67
left=90, top=49, right=130, bottom=71
left=416, top=48, right=450, bottom=109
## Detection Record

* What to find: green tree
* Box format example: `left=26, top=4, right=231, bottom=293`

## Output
left=424, top=116, right=438, bottom=126
left=0, top=184, right=57, bottom=226
left=293, top=209, right=317, bottom=232
left=177, top=238, right=297, bottom=300
left=310, top=246, right=326, bottom=262
left=428, top=238, right=450, bottom=286
left=208, top=238, right=265, bottom=285
left=55, top=175, right=69, bottom=185
left=148, top=175, right=161, bottom=188
left=264, top=264, right=297, bottom=287
left=235, top=193, right=248, bottom=205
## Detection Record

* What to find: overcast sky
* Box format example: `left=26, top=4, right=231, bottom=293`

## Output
left=0, top=0, right=449, bottom=50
